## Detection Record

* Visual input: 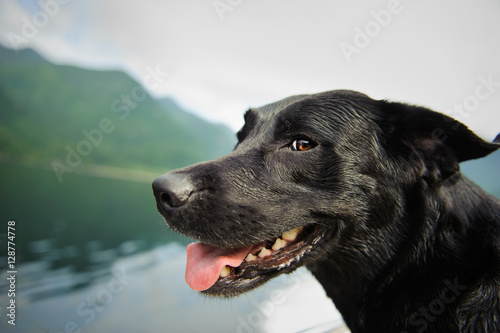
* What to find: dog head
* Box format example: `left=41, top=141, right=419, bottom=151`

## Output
left=152, top=90, right=500, bottom=297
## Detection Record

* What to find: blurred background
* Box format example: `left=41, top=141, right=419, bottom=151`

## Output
left=0, top=1, right=499, bottom=332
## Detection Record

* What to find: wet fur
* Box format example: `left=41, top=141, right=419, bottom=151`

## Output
left=154, top=90, right=500, bottom=332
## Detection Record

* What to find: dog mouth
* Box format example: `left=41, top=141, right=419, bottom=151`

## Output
left=185, top=224, right=325, bottom=296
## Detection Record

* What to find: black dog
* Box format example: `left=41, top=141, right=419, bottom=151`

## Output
left=152, top=90, right=500, bottom=332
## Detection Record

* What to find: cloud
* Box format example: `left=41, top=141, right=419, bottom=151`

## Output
left=1, top=0, right=499, bottom=138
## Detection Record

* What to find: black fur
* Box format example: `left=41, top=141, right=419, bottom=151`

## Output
left=153, top=90, right=500, bottom=332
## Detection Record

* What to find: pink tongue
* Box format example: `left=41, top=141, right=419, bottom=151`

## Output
left=185, top=242, right=251, bottom=291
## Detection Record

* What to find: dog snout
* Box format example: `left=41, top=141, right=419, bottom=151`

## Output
left=153, top=172, right=194, bottom=209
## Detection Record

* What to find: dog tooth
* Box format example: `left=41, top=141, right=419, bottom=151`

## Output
left=272, top=238, right=286, bottom=251
left=253, top=247, right=263, bottom=255
left=258, top=247, right=272, bottom=258
left=281, top=226, right=304, bottom=241
left=245, top=253, right=257, bottom=262
left=220, top=266, right=230, bottom=278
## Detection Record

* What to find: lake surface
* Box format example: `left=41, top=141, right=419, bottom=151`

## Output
left=1, top=243, right=343, bottom=333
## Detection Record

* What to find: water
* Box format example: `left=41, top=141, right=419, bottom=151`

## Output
left=0, top=163, right=344, bottom=332
left=0, top=243, right=342, bottom=333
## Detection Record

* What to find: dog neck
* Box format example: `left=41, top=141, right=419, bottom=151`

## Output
left=308, top=173, right=500, bottom=332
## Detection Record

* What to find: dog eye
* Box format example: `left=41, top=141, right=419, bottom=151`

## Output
left=290, top=138, right=317, bottom=151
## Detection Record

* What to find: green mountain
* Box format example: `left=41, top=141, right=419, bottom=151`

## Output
left=461, top=149, right=500, bottom=198
left=0, top=45, right=236, bottom=267
left=0, top=45, right=236, bottom=177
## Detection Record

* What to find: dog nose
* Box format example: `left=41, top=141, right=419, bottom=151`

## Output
left=152, top=173, right=194, bottom=208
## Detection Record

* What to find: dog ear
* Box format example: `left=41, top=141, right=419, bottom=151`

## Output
left=377, top=100, right=500, bottom=182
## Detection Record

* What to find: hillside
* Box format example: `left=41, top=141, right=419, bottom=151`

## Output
left=0, top=45, right=237, bottom=265
left=461, top=149, right=500, bottom=198
left=0, top=45, right=236, bottom=176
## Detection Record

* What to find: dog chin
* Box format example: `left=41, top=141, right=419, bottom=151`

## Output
left=198, top=224, right=329, bottom=297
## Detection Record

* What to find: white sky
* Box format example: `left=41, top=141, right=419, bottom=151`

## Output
left=1, top=0, right=499, bottom=140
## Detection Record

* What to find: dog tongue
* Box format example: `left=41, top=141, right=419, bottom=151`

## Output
left=185, top=242, right=251, bottom=291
